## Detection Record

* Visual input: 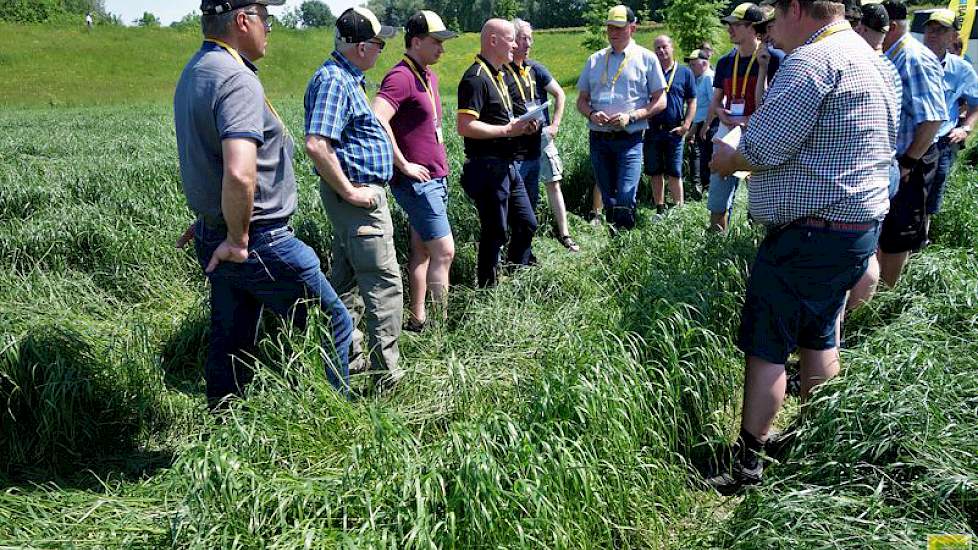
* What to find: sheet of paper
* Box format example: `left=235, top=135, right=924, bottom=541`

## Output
left=715, top=124, right=750, bottom=180
left=517, top=100, right=551, bottom=123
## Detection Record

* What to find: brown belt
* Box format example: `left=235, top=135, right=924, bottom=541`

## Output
left=793, top=217, right=878, bottom=232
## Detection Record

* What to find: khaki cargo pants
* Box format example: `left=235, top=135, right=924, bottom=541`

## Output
left=320, top=182, right=403, bottom=378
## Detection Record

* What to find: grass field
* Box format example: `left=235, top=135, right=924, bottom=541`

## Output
left=2, top=23, right=977, bottom=549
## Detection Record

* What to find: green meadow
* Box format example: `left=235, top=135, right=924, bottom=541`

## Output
left=1, top=24, right=976, bottom=548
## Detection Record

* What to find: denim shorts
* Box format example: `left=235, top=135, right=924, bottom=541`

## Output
left=390, top=173, right=452, bottom=241
left=643, top=128, right=684, bottom=177
left=707, top=173, right=740, bottom=214
left=737, top=221, right=880, bottom=364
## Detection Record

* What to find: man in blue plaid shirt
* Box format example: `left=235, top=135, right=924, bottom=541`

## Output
left=876, top=0, right=947, bottom=287
left=709, top=0, right=899, bottom=494
left=304, top=7, right=404, bottom=391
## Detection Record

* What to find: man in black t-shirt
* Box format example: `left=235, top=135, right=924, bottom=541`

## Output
left=457, top=18, right=539, bottom=288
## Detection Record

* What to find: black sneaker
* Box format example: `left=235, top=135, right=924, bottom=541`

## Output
left=765, top=424, right=799, bottom=461
left=706, top=451, right=764, bottom=496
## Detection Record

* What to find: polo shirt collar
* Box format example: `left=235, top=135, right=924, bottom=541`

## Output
left=476, top=53, right=501, bottom=75
left=609, top=39, right=635, bottom=57
left=331, top=50, right=365, bottom=82
left=202, top=40, right=258, bottom=73
left=403, top=53, right=429, bottom=77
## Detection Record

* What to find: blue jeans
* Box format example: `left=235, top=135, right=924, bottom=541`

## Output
left=927, top=136, right=957, bottom=215
left=194, top=221, right=353, bottom=405
left=589, top=131, right=644, bottom=229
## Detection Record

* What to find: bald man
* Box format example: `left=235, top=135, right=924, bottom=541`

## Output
left=457, top=19, right=540, bottom=287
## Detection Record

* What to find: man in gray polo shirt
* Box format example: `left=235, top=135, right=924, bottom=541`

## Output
left=174, top=0, right=353, bottom=409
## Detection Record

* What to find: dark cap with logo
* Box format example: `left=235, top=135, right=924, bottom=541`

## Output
left=335, top=7, right=396, bottom=43
left=723, top=3, right=766, bottom=24
left=200, top=0, right=285, bottom=16
left=860, top=3, right=891, bottom=33
left=405, top=10, right=458, bottom=40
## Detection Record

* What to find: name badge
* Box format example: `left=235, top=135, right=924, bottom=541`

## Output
left=596, top=90, right=615, bottom=106
left=729, top=101, right=746, bottom=117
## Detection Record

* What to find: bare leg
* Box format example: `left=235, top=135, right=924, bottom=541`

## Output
left=798, top=346, right=840, bottom=403
left=668, top=175, right=684, bottom=207
left=878, top=250, right=909, bottom=288
left=741, top=355, right=787, bottom=441
left=406, top=228, right=430, bottom=323
left=652, top=174, right=666, bottom=206
left=546, top=180, right=571, bottom=238
left=423, top=233, right=455, bottom=321
left=591, top=184, right=602, bottom=214
left=848, top=254, right=880, bottom=311
left=709, top=212, right=728, bottom=233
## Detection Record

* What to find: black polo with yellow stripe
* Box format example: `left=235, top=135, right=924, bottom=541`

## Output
left=456, top=54, right=527, bottom=159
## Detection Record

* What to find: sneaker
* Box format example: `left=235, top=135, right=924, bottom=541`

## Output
left=404, top=316, right=426, bottom=333
left=557, top=234, right=580, bottom=252
left=765, top=424, right=799, bottom=461
left=704, top=446, right=764, bottom=496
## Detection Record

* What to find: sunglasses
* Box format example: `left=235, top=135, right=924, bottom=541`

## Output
left=365, top=39, right=386, bottom=51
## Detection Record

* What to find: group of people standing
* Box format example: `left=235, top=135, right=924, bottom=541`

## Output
left=173, top=0, right=975, bottom=498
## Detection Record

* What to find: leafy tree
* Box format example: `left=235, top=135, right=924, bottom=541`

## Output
left=134, top=11, right=160, bottom=27
left=299, top=0, right=334, bottom=28
left=582, top=0, right=616, bottom=50
left=662, top=0, right=723, bottom=53
left=170, top=11, right=201, bottom=30
left=492, top=0, right=521, bottom=20
left=279, top=8, right=300, bottom=29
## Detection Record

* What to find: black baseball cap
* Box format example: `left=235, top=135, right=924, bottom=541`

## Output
left=860, top=3, right=890, bottom=32
left=881, top=0, right=908, bottom=21
left=405, top=10, right=458, bottom=41
left=200, top=0, right=284, bottom=16
left=723, top=3, right=766, bottom=24
left=335, top=7, right=396, bottom=43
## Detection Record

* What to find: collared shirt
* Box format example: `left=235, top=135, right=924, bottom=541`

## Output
left=739, top=23, right=899, bottom=225
left=649, top=62, right=696, bottom=129
left=938, top=52, right=978, bottom=137
left=174, top=41, right=297, bottom=229
left=304, top=51, right=394, bottom=184
left=376, top=55, right=449, bottom=179
left=885, top=34, right=947, bottom=154
left=457, top=54, right=527, bottom=159
left=693, top=70, right=714, bottom=123
left=577, top=39, right=666, bottom=133
left=714, top=45, right=784, bottom=118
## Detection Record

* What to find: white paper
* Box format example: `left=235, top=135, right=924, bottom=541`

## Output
left=714, top=124, right=750, bottom=180
left=517, top=100, right=551, bottom=123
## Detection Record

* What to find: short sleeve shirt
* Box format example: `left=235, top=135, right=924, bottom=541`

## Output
left=938, top=52, right=978, bottom=138
left=508, top=59, right=555, bottom=160
left=885, top=35, right=947, bottom=154
left=713, top=46, right=784, bottom=117
left=577, top=41, right=666, bottom=133
left=174, top=41, right=297, bottom=230
left=650, top=63, right=696, bottom=129
left=457, top=55, right=525, bottom=159
left=693, top=70, right=714, bottom=123
left=304, top=51, right=394, bottom=184
left=377, top=56, right=449, bottom=179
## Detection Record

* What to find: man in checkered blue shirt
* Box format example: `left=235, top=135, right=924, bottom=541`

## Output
left=876, top=0, right=947, bottom=288
left=304, top=7, right=405, bottom=391
left=708, top=0, right=899, bottom=494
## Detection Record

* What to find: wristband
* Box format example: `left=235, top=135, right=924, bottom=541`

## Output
left=898, top=154, right=919, bottom=170
left=587, top=109, right=596, bottom=121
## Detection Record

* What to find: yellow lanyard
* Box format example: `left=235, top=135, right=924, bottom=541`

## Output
left=601, top=46, right=633, bottom=88
left=206, top=39, right=285, bottom=130
left=731, top=48, right=758, bottom=100
left=505, top=63, right=537, bottom=102
left=664, top=62, right=678, bottom=93
left=812, top=21, right=850, bottom=44
left=886, top=35, right=910, bottom=61
left=403, top=55, right=440, bottom=124
left=475, top=56, right=513, bottom=116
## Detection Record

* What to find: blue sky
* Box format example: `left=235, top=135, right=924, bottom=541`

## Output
left=104, top=0, right=360, bottom=26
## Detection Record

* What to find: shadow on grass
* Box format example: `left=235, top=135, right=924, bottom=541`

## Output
left=0, top=326, right=167, bottom=487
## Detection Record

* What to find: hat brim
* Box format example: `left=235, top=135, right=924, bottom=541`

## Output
left=605, top=19, right=631, bottom=27
left=254, top=0, right=286, bottom=6
left=721, top=15, right=743, bottom=23
left=429, top=29, right=458, bottom=40
left=375, top=25, right=397, bottom=39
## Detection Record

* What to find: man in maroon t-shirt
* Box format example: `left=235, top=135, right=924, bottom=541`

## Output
left=373, top=10, right=457, bottom=332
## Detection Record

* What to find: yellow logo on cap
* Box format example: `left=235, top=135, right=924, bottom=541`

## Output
left=607, top=5, right=629, bottom=24
left=731, top=2, right=754, bottom=19
left=928, top=534, right=973, bottom=550
left=929, top=8, right=958, bottom=27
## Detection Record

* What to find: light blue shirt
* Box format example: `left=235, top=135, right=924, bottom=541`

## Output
left=938, top=52, right=978, bottom=137
left=693, top=71, right=714, bottom=123
left=577, top=40, right=666, bottom=133
left=885, top=34, right=947, bottom=154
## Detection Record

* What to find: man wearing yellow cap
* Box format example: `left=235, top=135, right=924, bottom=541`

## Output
left=576, top=5, right=666, bottom=232
left=922, top=8, right=978, bottom=238
left=703, top=2, right=784, bottom=232
left=372, top=10, right=458, bottom=333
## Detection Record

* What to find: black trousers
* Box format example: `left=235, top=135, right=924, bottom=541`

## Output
left=687, top=120, right=718, bottom=192
left=461, top=156, right=538, bottom=288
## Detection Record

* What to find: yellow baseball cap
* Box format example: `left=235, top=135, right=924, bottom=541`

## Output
left=606, top=5, right=637, bottom=27
left=927, top=8, right=960, bottom=29
left=723, top=2, right=765, bottom=24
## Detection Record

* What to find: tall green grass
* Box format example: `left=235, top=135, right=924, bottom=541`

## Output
left=1, top=84, right=976, bottom=547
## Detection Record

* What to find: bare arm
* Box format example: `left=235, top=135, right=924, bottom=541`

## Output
left=372, top=96, right=431, bottom=181
left=948, top=105, right=978, bottom=144
left=456, top=113, right=536, bottom=140
left=304, top=134, right=377, bottom=208
left=201, top=138, right=256, bottom=272
left=674, top=97, right=697, bottom=136
left=545, top=79, right=566, bottom=134
left=755, top=44, right=771, bottom=109
left=701, top=88, right=725, bottom=139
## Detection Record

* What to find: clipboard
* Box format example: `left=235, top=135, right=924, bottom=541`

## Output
left=516, top=100, right=551, bottom=123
